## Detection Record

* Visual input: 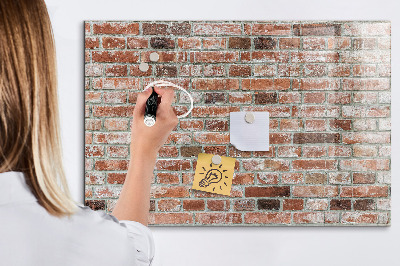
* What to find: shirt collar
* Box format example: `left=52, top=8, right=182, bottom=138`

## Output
left=0, top=171, right=38, bottom=205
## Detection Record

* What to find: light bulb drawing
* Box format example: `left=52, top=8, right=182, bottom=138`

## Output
left=198, top=162, right=229, bottom=192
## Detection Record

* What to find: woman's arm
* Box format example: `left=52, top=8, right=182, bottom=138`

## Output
left=111, top=86, right=178, bottom=225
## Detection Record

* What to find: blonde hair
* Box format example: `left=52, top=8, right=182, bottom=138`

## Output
left=0, top=0, right=76, bottom=216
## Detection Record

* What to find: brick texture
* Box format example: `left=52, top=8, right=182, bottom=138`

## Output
left=85, top=21, right=391, bottom=226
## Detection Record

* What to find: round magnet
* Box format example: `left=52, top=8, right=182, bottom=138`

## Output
left=149, top=52, right=159, bottom=62
left=139, top=62, right=149, bottom=72
left=211, top=155, right=222, bottom=165
left=244, top=112, right=255, bottom=124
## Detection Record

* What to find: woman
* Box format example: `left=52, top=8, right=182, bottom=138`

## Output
left=0, top=0, right=178, bottom=265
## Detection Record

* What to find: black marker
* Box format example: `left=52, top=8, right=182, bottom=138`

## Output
left=143, top=86, right=159, bottom=127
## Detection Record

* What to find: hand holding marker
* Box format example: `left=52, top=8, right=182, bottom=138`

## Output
left=142, top=80, right=194, bottom=127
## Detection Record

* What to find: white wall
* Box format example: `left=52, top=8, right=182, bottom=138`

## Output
left=46, top=0, right=399, bottom=265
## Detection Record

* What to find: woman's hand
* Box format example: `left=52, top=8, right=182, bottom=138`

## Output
left=130, top=86, right=178, bottom=157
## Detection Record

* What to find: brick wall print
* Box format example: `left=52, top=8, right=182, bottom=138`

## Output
left=84, top=21, right=391, bottom=226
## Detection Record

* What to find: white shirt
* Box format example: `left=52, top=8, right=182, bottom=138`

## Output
left=0, top=171, right=155, bottom=266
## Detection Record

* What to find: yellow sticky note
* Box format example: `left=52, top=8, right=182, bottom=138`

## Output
left=192, top=153, right=236, bottom=196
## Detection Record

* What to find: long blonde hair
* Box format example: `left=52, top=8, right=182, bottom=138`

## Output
left=0, top=0, right=76, bottom=216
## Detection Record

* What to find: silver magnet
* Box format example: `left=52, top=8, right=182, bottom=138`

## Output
left=139, top=62, right=149, bottom=72
left=149, top=52, right=160, bottom=62
left=244, top=112, right=255, bottom=124
left=211, top=155, right=222, bottom=165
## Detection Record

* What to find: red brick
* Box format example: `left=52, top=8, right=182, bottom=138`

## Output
left=340, top=186, right=388, bottom=198
left=92, top=51, right=139, bottom=63
left=244, top=213, right=291, bottom=224
left=292, top=159, right=337, bottom=170
left=328, top=146, right=352, bottom=157
left=304, top=92, right=326, bottom=103
left=85, top=146, right=104, bottom=157
left=327, top=92, right=351, bottom=104
left=296, top=78, right=340, bottom=90
left=245, top=186, right=290, bottom=197
left=102, top=37, right=125, bottom=49
left=104, top=118, right=129, bottom=131
left=291, top=51, right=340, bottom=63
left=342, top=132, right=390, bottom=144
left=191, top=51, right=239, bottom=63
left=207, top=200, right=230, bottom=211
left=229, top=65, right=251, bottom=77
left=353, top=173, right=375, bottom=184
left=303, top=146, right=327, bottom=158
left=149, top=213, right=193, bottom=225
left=192, top=106, right=239, bottom=117
left=282, top=173, right=303, bottom=184
left=294, top=133, right=340, bottom=144
left=277, top=146, right=301, bottom=157
left=279, top=38, right=300, bottom=49
left=229, top=92, right=252, bottom=104
left=107, top=146, right=128, bottom=158
left=177, top=37, right=201, bottom=49
left=242, top=51, right=290, bottom=63
left=193, top=132, right=230, bottom=144
left=294, top=23, right=341, bottom=36
left=293, top=186, right=338, bottom=198
left=95, top=160, right=129, bottom=171
left=183, top=200, right=205, bottom=211
left=158, top=199, right=181, bottom=212
left=304, top=119, right=327, bottom=131
left=302, top=37, right=326, bottom=49
left=279, top=92, right=301, bottom=103
left=283, top=199, right=304, bottom=211
left=93, top=22, right=139, bottom=35
left=107, top=173, right=126, bottom=184
left=254, top=65, right=276, bottom=76
left=250, top=24, right=291, bottom=35
left=92, top=106, right=134, bottom=117
left=280, top=119, right=303, bottom=131
left=85, top=37, right=99, bottom=49
left=342, top=78, right=390, bottom=91
left=105, top=65, right=127, bottom=77
left=151, top=186, right=190, bottom=198
left=233, top=173, right=255, bottom=185
left=341, top=212, right=379, bottom=224
left=195, top=213, right=242, bottom=224
left=242, top=78, right=290, bottom=90
left=155, top=160, right=191, bottom=171
left=293, top=212, right=324, bottom=224
left=202, top=37, right=227, bottom=49
left=193, top=23, right=241, bottom=35
left=127, top=37, right=148, bottom=49
left=303, top=64, right=326, bottom=77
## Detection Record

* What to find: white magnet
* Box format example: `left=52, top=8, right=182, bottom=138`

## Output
left=149, top=52, right=160, bottom=62
left=139, top=62, right=149, bottom=72
left=211, top=155, right=222, bottom=165
left=244, top=112, right=255, bottom=124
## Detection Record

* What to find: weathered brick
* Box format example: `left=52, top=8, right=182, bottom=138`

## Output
left=257, top=199, right=280, bottom=210
left=254, top=37, right=277, bottom=49
left=150, top=37, right=175, bottom=49
left=245, top=186, right=290, bottom=197
left=229, top=37, right=251, bottom=49
left=93, top=22, right=139, bottom=35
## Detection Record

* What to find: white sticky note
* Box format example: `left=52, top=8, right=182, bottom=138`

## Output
left=229, top=111, right=269, bottom=151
